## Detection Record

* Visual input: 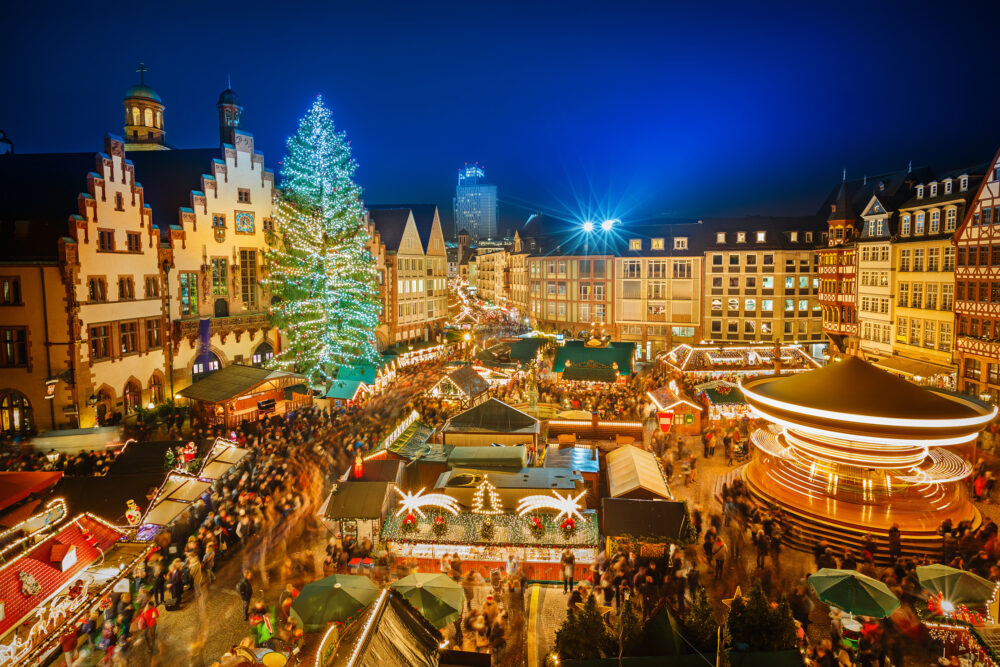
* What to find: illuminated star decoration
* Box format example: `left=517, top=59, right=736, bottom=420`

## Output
left=577, top=601, right=614, bottom=616
left=394, top=487, right=460, bottom=518
left=722, top=586, right=743, bottom=609
left=516, top=489, right=587, bottom=523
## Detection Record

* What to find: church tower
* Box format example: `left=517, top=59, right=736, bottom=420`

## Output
left=123, top=63, right=168, bottom=151
left=217, top=84, right=243, bottom=146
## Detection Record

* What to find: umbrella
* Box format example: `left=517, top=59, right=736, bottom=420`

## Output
left=917, top=564, right=996, bottom=605
left=390, top=572, right=466, bottom=628
left=290, top=574, right=379, bottom=631
left=809, top=568, right=900, bottom=618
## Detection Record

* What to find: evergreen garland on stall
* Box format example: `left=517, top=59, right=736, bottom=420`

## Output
left=265, top=96, right=381, bottom=385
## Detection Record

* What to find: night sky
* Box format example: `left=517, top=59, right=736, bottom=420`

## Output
left=3, top=0, right=1000, bottom=236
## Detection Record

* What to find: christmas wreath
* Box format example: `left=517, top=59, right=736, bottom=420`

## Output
left=432, top=514, right=447, bottom=537
left=481, top=517, right=495, bottom=539
left=529, top=515, right=544, bottom=539
left=560, top=517, right=576, bottom=536
left=402, top=512, right=418, bottom=534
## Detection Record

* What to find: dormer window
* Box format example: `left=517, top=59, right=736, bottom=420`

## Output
left=736, top=232, right=746, bottom=243
left=805, top=232, right=813, bottom=243
left=789, top=231, right=798, bottom=242
left=673, top=237, right=688, bottom=250
left=916, top=185, right=924, bottom=199
left=715, top=232, right=726, bottom=244
left=629, top=239, right=641, bottom=250
left=930, top=183, right=938, bottom=197
left=944, top=180, right=952, bottom=194
left=756, top=231, right=766, bottom=242
left=960, top=176, right=968, bottom=191
left=901, top=214, right=911, bottom=235
left=651, top=238, right=664, bottom=250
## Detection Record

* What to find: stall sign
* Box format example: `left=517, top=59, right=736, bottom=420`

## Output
left=657, top=411, right=674, bottom=432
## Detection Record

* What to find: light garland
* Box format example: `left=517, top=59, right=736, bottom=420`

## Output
left=344, top=588, right=388, bottom=667
left=516, top=489, right=587, bottom=522
left=394, top=487, right=461, bottom=518
left=0, top=498, right=67, bottom=565
left=472, top=477, right=503, bottom=515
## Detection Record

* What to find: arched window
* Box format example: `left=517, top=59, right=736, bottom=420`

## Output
left=123, top=380, right=142, bottom=414
left=225, top=109, right=232, bottom=125
left=0, top=389, right=33, bottom=435
left=214, top=298, right=229, bottom=318
left=156, top=110, right=162, bottom=128
left=143, top=108, right=153, bottom=127
left=192, top=352, right=222, bottom=381
left=131, top=107, right=139, bottom=126
left=149, top=373, right=164, bottom=404
left=252, top=342, right=273, bottom=367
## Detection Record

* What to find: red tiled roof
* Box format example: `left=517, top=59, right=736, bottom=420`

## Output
left=0, top=515, right=121, bottom=638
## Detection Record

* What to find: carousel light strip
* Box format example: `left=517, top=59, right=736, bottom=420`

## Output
left=394, top=487, right=461, bottom=517
left=516, top=490, right=587, bottom=522
left=895, top=448, right=973, bottom=484
left=782, top=430, right=928, bottom=467
left=750, top=427, right=792, bottom=459
left=742, top=382, right=998, bottom=428
left=548, top=420, right=643, bottom=428
left=748, top=404, right=982, bottom=447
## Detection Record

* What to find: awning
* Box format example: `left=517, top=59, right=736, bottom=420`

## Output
left=143, top=499, right=190, bottom=527
left=324, top=481, right=390, bottom=521
left=197, top=438, right=250, bottom=480
left=606, top=445, right=672, bottom=500
left=142, top=474, right=212, bottom=527
left=873, top=355, right=956, bottom=379
left=326, top=379, right=366, bottom=401
left=0, top=472, right=63, bottom=513
left=178, top=364, right=307, bottom=403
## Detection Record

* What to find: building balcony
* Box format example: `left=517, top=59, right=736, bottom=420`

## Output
left=173, top=311, right=271, bottom=347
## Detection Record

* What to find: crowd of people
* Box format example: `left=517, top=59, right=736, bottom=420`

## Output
left=0, top=448, right=117, bottom=476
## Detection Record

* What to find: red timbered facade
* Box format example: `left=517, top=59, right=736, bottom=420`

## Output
left=819, top=182, right=858, bottom=353
left=955, top=148, right=1000, bottom=400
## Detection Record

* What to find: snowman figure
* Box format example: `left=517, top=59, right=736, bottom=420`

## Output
left=125, top=499, right=141, bottom=526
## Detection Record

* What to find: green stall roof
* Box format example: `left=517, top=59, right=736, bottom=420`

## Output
left=446, top=446, right=528, bottom=470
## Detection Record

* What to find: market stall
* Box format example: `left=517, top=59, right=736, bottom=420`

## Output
left=601, top=497, right=689, bottom=558
left=427, top=366, right=491, bottom=409
left=694, top=380, right=748, bottom=421
left=381, top=478, right=598, bottom=580
left=177, top=364, right=310, bottom=428
left=553, top=341, right=636, bottom=383
left=606, top=445, right=672, bottom=501
left=321, top=481, right=393, bottom=546
left=197, top=437, right=250, bottom=481
left=647, top=381, right=704, bottom=436
left=661, top=342, right=820, bottom=378
left=441, top=398, right=540, bottom=448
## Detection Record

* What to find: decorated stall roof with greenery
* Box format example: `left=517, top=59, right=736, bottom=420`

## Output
left=382, top=509, right=599, bottom=548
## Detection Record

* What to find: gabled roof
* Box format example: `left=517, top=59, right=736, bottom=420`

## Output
left=0, top=514, right=123, bottom=639
left=0, top=151, right=96, bottom=261
left=177, top=364, right=306, bottom=403
left=127, top=148, right=220, bottom=230
left=440, top=366, right=490, bottom=398
left=553, top=341, right=635, bottom=381
left=443, top=398, right=539, bottom=434
left=324, top=481, right=390, bottom=521
left=368, top=204, right=439, bottom=252
left=329, top=591, right=440, bottom=667
left=605, top=445, right=672, bottom=500
left=0, top=472, right=63, bottom=513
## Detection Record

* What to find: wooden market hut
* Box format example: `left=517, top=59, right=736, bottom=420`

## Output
left=178, top=365, right=310, bottom=427
left=441, top=398, right=540, bottom=447
left=605, top=445, right=673, bottom=501
left=321, top=481, right=394, bottom=545
left=428, top=366, right=491, bottom=408
left=553, top=341, right=636, bottom=383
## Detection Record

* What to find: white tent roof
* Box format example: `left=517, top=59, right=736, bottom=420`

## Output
left=197, top=438, right=250, bottom=481
left=605, top=445, right=671, bottom=500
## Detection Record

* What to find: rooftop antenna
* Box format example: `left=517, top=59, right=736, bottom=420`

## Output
left=228, top=72, right=232, bottom=89
left=842, top=168, right=846, bottom=183
left=864, top=174, right=867, bottom=185
left=908, top=160, right=912, bottom=173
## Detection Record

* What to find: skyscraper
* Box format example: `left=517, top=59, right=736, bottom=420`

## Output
left=454, top=163, right=497, bottom=240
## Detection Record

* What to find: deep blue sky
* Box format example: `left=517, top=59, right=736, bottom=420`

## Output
left=3, top=0, right=1000, bottom=236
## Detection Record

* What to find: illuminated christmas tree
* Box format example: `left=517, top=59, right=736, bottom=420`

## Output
left=472, top=477, right=503, bottom=515
left=265, top=96, right=381, bottom=383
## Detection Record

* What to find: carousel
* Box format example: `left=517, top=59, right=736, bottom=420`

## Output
left=741, top=357, right=996, bottom=557
left=662, top=342, right=820, bottom=377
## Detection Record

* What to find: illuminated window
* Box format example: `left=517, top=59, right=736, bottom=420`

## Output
left=673, top=237, right=688, bottom=250
left=736, top=232, right=746, bottom=243
left=756, top=231, right=767, bottom=242
left=716, top=232, right=725, bottom=244
left=144, top=108, right=153, bottom=126
left=901, top=215, right=911, bottom=235
left=930, top=210, right=940, bottom=233
left=629, top=239, right=641, bottom=250
left=651, top=238, right=664, bottom=250
left=946, top=208, right=957, bottom=231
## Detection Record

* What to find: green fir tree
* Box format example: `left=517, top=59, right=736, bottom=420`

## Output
left=553, top=593, right=609, bottom=660
left=684, top=586, right=720, bottom=653
left=726, top=580, right=797, bottom=653
left=612, top=597, right=644, bottom=659
left=265, top=96, right=381, bottom=384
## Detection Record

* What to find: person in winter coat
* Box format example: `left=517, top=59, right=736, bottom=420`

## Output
left=237, top=570, right=254, bottom=620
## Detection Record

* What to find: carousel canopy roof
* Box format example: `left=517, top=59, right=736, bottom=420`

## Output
left=554, top=341, right=635, bottom=382
left=743, top=357, right=985, bottom=421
